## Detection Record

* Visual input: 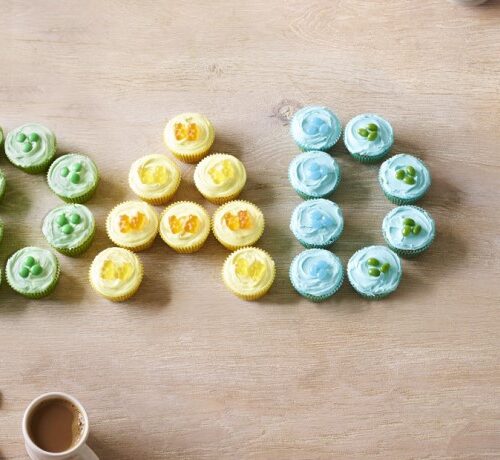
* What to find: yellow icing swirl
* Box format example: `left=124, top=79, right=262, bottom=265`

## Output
left=223, top=247, right=275, bottom=297
left=213, top=201, right=264, bottom=248
left=90, top=247, right=142, bottom=299
left=194, top=153, right=246, bottom=201
left=159, top=202, right=210, bottom=250
left=128, top=154, right=180, bottom=201
left=106, top=201, right=159, bottom=249
left=163, top=113, right=214, bottom=156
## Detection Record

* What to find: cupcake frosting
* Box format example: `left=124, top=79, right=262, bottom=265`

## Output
left=164, top=113, right=214, bottom=156
left=290, top=249, right=343, bottom=298
left=382, top=206, right=435, bottom=250
left=90, top=247, right=142, bottom=298
left=379, top=154, right=431, bottom=200
left=42, top=204, right=95, bottom=249
left=223, top=247, right=275, bottom=296
left=48, top=154, right=99, bottom=199
left=344, top=114, right=393, bottom=157
left=290, top=199, right=343, bottom=246
left=194, top=153, right=246, bottom=199
left=213, top=201, right=264, bottom=248
left=291, top=106, right=342, bottom=150
left=289, top=151, right=340, bottom=198
left=6, top=247, right=59, bottom=294
left=160, top=202, right=210, bottom=248
left=347, top=246, right=402, bottom=296
left=129, top=154, right=180, bottom=200
left=107, top=201, right=159, bottom=247
left=5, top=123, right=56, bottom=168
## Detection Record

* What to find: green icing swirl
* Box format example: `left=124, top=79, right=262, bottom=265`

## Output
left=42, top=204, right=95, bottom=249
left=6, top=247, right=59, bottom=294
left=47, top=153, right=98, bottom=199
left=5, top=123, right=56, bottom=168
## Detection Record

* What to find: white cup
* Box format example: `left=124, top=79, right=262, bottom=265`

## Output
left=22, top=392, right=99, bottom=460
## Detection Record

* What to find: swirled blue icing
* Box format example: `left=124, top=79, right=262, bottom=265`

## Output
left=290, top=199, right=343, bottom=247
left=288, top=151, right=340, bottom=198
left=347, top=246, right=402, bottom=296
left=290, top=106, right=342, bottom=151
left=379, top=154, right=431, bottom=200
left=382, top=206, right=435, bottom=250
left=290, top=249, right=344, bottom=298
left=344, top=114, right=393, bottom=157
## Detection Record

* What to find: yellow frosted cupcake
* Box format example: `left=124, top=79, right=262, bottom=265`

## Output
left=128, top=154, right=181, bottom=205
left=106, top=200, right=159, bottom=251
left=159, top=201, right=210, bottom=253
left=89, top=247, right=143, bottom=301
left=163, top=113, right=215, bottom=163
left=193, top=153, right=247, bottom=204
left=212, top=200, right=265, bottom=250
left=222, top=247, right=275, bottom=300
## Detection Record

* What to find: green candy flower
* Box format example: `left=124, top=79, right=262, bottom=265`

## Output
left=16, top=131, right=40, bottom=153
left=55, top=212, right=82, bottom=235
left=358, top=123, right=378, bottom=141
left=61, top=162, right=83, bottom=184
left=19, top=255, right=43, bottom=278
left=395, top=164, right=417, bottom=184
left=401, top=217, right=422, bottom=237
left=366, top=258, right=390, bottom=277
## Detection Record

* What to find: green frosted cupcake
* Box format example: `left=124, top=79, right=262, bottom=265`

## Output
left=47, top=153, right=99, bottom=203
left=4, top=123, right=56, bottom=173
left=288, top=151, right=341, bottom=199
left=290, top=199, right=344, bottom=248
left=42, top=204, right=96, bottom=256
left=0, top=168, right=6, bottom=202
left=382, top=205, right=435, bottom=257
left=379, top=154, right=431, bottom=204
left=290, top=249, right=344, bottom=302
left=290, top=106, right=342, bottom=151
left=5, top=247, right=60, bottom=298
left=347, top=245, right=402, bottom=299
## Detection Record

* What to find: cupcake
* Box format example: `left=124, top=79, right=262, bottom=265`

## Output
left=0, top=168, right=6, bottom=202
left=379, top=154, right=431, bottom=204
left=47, top=153, right=99, bottom=203
left=222, top=247, right=275, bottom=300
left=290, top=249, right=344, bottom=302
left=212, top=200, right=265, bottom=250
left=106, top=201, right=159, bottom=252
left=163, top=113, right=215, bottom=163
left=290, top=106, right=342, bottom=151
left=382, top=206, right=435, bottom=257
left=194, top=153, right=247, bottom=204
left=128, top=153, right=181, bottom=205
left=42, top=204, right=96, bottom=256
left=290, top=199, right=343, bottom=248
left=89, top=247, right=143, bottom=302
left=347, top=246, right=402, bottom=299
left=288, top=151, right=341, bottom=199
left=344, top=114, right=393, bottom=163
left=5, top=247, right=60, bottom=298
left=159, top=201, right=210, bottom=253
left=4, top=123, right=56, bottom=173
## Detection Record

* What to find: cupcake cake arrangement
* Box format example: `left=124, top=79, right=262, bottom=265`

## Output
left=288, top=105, right=435, bottom=301
left=90, top=113, right=275, bottom=302
left=0, top=122, right=100, bottom=297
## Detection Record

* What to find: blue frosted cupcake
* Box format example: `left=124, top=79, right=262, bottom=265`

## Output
left=347, top=245, right=402, bottom=299
left=379, top=154, right=431, bottom=204
left=288, top=151, right=341, bottom=199
left=290, top=106, right=342, bottom=151
left=290, top=249, right=344, bottom=302
left=382, top=206, right=435, bottom=257
left=344, top=114, right=393, bottom=163
left=290, top=199, right=343, bottom=248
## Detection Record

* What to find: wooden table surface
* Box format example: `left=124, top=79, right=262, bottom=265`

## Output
left=1, top=1, right=499, bottom=458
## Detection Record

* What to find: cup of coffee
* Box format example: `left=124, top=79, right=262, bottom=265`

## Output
left=22, top=392, right=99, bottom=460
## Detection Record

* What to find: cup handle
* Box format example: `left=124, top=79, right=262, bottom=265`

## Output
left=79, top=444, right=99, bottom=460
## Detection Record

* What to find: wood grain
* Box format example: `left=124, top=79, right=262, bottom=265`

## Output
left=0, top=1, right=499, bottom=458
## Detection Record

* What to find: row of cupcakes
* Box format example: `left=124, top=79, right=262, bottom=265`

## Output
left=286, top=106, right=436, bottom=301
left=89, top=113, right=276, bottom=302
